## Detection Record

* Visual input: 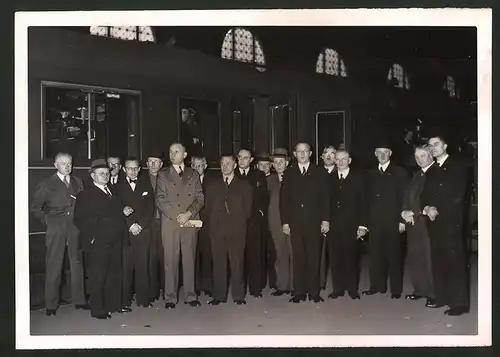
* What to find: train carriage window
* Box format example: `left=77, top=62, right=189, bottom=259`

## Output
left=387, top=63, right=410, bottom=90
left=221, top=28, right=266, bottom=72
left=89, top=26, right=156, bottom=43
left=316, top=48, right=348, bottom=77
left=179, top=98, right=221, bottom=167
left=42, top=83, right=141, bottom=162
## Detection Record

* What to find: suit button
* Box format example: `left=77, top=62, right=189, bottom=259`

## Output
left=178, top=204, right=181, bottom=207
left=177, top=193, right=180, bottom=196
left=439, top=183, right=443, bottom=186
left=67, top=212, right=70, bottom=215
left=300, top=204, right=304, bottom=208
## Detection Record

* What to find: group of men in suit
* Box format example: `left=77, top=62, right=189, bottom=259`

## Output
left=31, top=133, right=471, bottom=319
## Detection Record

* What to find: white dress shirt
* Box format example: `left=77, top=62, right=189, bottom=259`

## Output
left=239, top=167, right=249, bottom=176
left=325, top=165, right=335, bottom=174
left=223, top=173, right=235, bottom=185
left=378, top=160, right=390, bottom=172
left=436, top=154, right=449, bottom=167
left=337, top=168, right=350, bottom=179
left=93, top=182, right=111, bottom=195
left=175, top=163, right=185, bottom=174
left=127, top=177, right=136, bottom=191
left=56, top=171, right=69, bottom=184
left=298, top=162, right=310, bottom=173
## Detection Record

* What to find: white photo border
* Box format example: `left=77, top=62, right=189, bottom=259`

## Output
left=14, top=8, right=492, bottom=349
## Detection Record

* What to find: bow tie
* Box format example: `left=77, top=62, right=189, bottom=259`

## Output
left=129, top=179, right=137, bottom=184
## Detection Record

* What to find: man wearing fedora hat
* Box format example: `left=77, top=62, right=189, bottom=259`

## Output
left=363, top=140, right=408, bottom=300
left=268, top=148, right=294, bottom=296
left=74, top=158, right=132, bottom=319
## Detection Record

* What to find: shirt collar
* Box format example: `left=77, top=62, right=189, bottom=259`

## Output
left=56, top=171, right=68, bottom=182
left=93, top=181, right=108, bottom=192
left=239, top=167, right=249, bottom=175
left=223, top=173, right=235, bottom=184
left=110, top=175, right=118, bottom=184
left=422, top=162, right=434, bottom=173
left=175, top=163, right=185, bottom=173
left=338, top=167, right=350, bottom=179
left=436, top=154, right=449, bottom=167
left=298, top=162, right=310, bottom=171
left=379, top=161, right=391, bottom=171
left=324, top=165, right=335, bottom=174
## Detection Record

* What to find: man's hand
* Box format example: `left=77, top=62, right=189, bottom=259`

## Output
left=320, top=221, right=330, bottom=235
left=424, top=206, right=439, bottom=221
left=282, top=224, right=291, bottom=235
left=398, top=222, right=406, bottom=233
left=129, top=223, right=142, bottom=235
left=357, top=227, right=368, bottom=239
left=401, top=210, right=415, bottom=225
left=177, top=211, right=192, bottom=225
left=123, top=206, right=134, bottom=217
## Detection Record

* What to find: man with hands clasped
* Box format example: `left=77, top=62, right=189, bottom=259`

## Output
left=114, top=158, right=155, bottom=308
left=280, top=142, right=330, bottom=304
left=156, top=143, right=204, bottom=309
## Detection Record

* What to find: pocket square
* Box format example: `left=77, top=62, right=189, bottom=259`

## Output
left=142, top=191, right=149, bottom=196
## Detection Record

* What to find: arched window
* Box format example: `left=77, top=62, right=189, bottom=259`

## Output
left=316, top=48, right=347, bottom=77
left=443, top=75, right=457, bottom=97
left=387, top=63, right=410, bottom=89
left=89, top=26, right=155, bottom=43
left=221, top=28, right=266, bottom=72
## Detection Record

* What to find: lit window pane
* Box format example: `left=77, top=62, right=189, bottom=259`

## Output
left=446, top=75, right=456, bottom=97
left=138, top=26, right=155, bottom=42
left=220, top=28, right=266, bottom=71
left=90, top=26, right=108, bottom=37
left=89, top=26, right=156, bottom=43
left=316, top=48, right=347, bottom=77
left=388, top=63, right=409, bottom=89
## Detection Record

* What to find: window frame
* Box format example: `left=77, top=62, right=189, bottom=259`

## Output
left=40, top=81, right=143, bottom=163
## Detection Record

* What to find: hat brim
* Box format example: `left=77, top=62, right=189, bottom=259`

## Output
left=270, top=154, right=290, bottom=160
left=89, top=164, right=110, bottom=173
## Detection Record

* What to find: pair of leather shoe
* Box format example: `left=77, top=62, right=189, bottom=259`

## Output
left=271, top=290, right=289, bottom=296
left=425, top=298, right=444, bottom=308
left=117, top=307, right=132, bottom=313
left=250, top=292, right=263, bottom=298
left=165, top=302, right=176, bottom=309
left=289, top=294, right=307, bottom=303
left=45, top=309, right=57, bottom=316
left=184, top=301, right=201, bottom=307
left=308, top=294, right=324, bottom=303
left=234, top=300, right=246, bottom=305
left=405, top=294, right=424, bottom=301
left=208, top=299, right=226, bottom=306
left=92, top=312, right=112, bottom=320
left=444, top=306, right=469, bottom=316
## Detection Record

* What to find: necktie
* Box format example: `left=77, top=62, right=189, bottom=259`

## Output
left=224, top=177, right=230, bottom=214
left=379, top=167, right=384, bottom=174
left=104, top=186, right=112, bottom=197
left=178, top=166, right=183, bottom=177
left=302, top=166, right=306, bottom=175
left=340, top=173, right=344, bottom=181
left=63, top=175, right=70, bottom=188
left=241, top=170, right=246, bottom=177
left=278, top=174, right=283, bottom=182
left=225, top=176, right=229, bottom=187
left=421, top=170, right=425, bottom=176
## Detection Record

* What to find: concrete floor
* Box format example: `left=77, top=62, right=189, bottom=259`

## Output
left=30, top=255, right=478, bottom=336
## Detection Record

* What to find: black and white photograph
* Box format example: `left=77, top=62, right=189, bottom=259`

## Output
left=14, top=8, right=491, bottom=349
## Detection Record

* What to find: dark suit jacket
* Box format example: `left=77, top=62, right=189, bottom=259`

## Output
left=367, top=161, right=408, bottom=225
left=267, top=173, right=282, bottom=232
left=199, top=170, right=218, bottom=222
left=402, top=163, right=436, bottom=215
left=205, top=175, right=252, bottom=240
left=108, top=171, right=126, bottom=191
left=330, top=170, right=368, bottom=229
left=74, top=183, right=127, bottom=249
left=31, top=173, right=84, bottom=224
left=280, top=163, right=330, bottom=229
left=114, top=176, right=155, bottom=230
left=421, top=155, right=468, bottom=223
left=235, top=167, right=268, bottom=217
